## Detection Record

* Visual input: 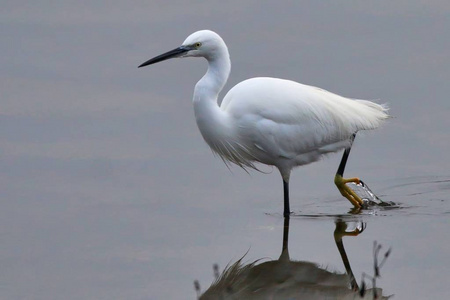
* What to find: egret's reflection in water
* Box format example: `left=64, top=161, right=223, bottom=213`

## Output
left=197, top=218, right=390, bottom=299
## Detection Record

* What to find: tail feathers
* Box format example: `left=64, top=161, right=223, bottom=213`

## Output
left=356, top=100, right=389, bottom=116
left=354, top=100, right=390, bottom=130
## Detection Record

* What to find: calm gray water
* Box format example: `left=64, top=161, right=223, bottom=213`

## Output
left=1, top=2, right=450, bottom=299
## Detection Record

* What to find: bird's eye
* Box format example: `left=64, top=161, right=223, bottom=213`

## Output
left=195, top=42, right=202, bottom=48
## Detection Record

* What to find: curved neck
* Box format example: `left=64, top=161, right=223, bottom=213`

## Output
left=193, top=46, right=231, bottom=140
left=194, top=48, right=231, bottom=105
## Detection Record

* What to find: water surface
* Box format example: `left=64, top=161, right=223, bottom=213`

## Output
left=1, top=2, right=450, bottom=299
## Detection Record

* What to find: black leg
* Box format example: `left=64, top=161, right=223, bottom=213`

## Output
left=334, top=220, right=362, bottom=290
left=278, top=216, right=291, bottom=261
left=283, top=179, right=290, bottom=217
left=335, top=133, right=364, bottom=207
left=282, top=215, right=290, bottom=252
left=336, top=133, right=356, bottom=177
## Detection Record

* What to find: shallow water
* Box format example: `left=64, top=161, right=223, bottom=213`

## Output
left=192, top=177, right=450, bottom=299
left=2, top=2, right=450, bottom=299
left=2, top=170, right=449, bottom=299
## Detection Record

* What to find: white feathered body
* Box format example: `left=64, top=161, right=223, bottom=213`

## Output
left=195, top=77, right=388, bottom=179
left=183, top=30, right=388, bottom=180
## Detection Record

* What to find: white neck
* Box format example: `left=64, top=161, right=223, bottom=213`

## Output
left=193, top=46, right=231, bottom=104
left=193, top=46, right=231, bottom=145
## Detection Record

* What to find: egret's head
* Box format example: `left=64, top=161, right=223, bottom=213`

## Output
left=181, top=30, right=226, bottom=58
left=138, top=30, right=226, bottom=68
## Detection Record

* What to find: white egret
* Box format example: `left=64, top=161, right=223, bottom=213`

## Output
left=139, top=30, right=389, bottom=216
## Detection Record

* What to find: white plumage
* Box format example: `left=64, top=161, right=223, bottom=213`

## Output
left=139, top=30, right=389, bottom=215
left=217, top=77, right=388, bottom=177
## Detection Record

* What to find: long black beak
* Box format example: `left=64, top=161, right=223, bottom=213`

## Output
left=138, top=46, right=189, bottom=68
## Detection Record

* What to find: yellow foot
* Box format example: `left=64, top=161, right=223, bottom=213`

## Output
left=334, top=221, right=366, bottom=240
left=334, top=174, right=364, bottom=208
